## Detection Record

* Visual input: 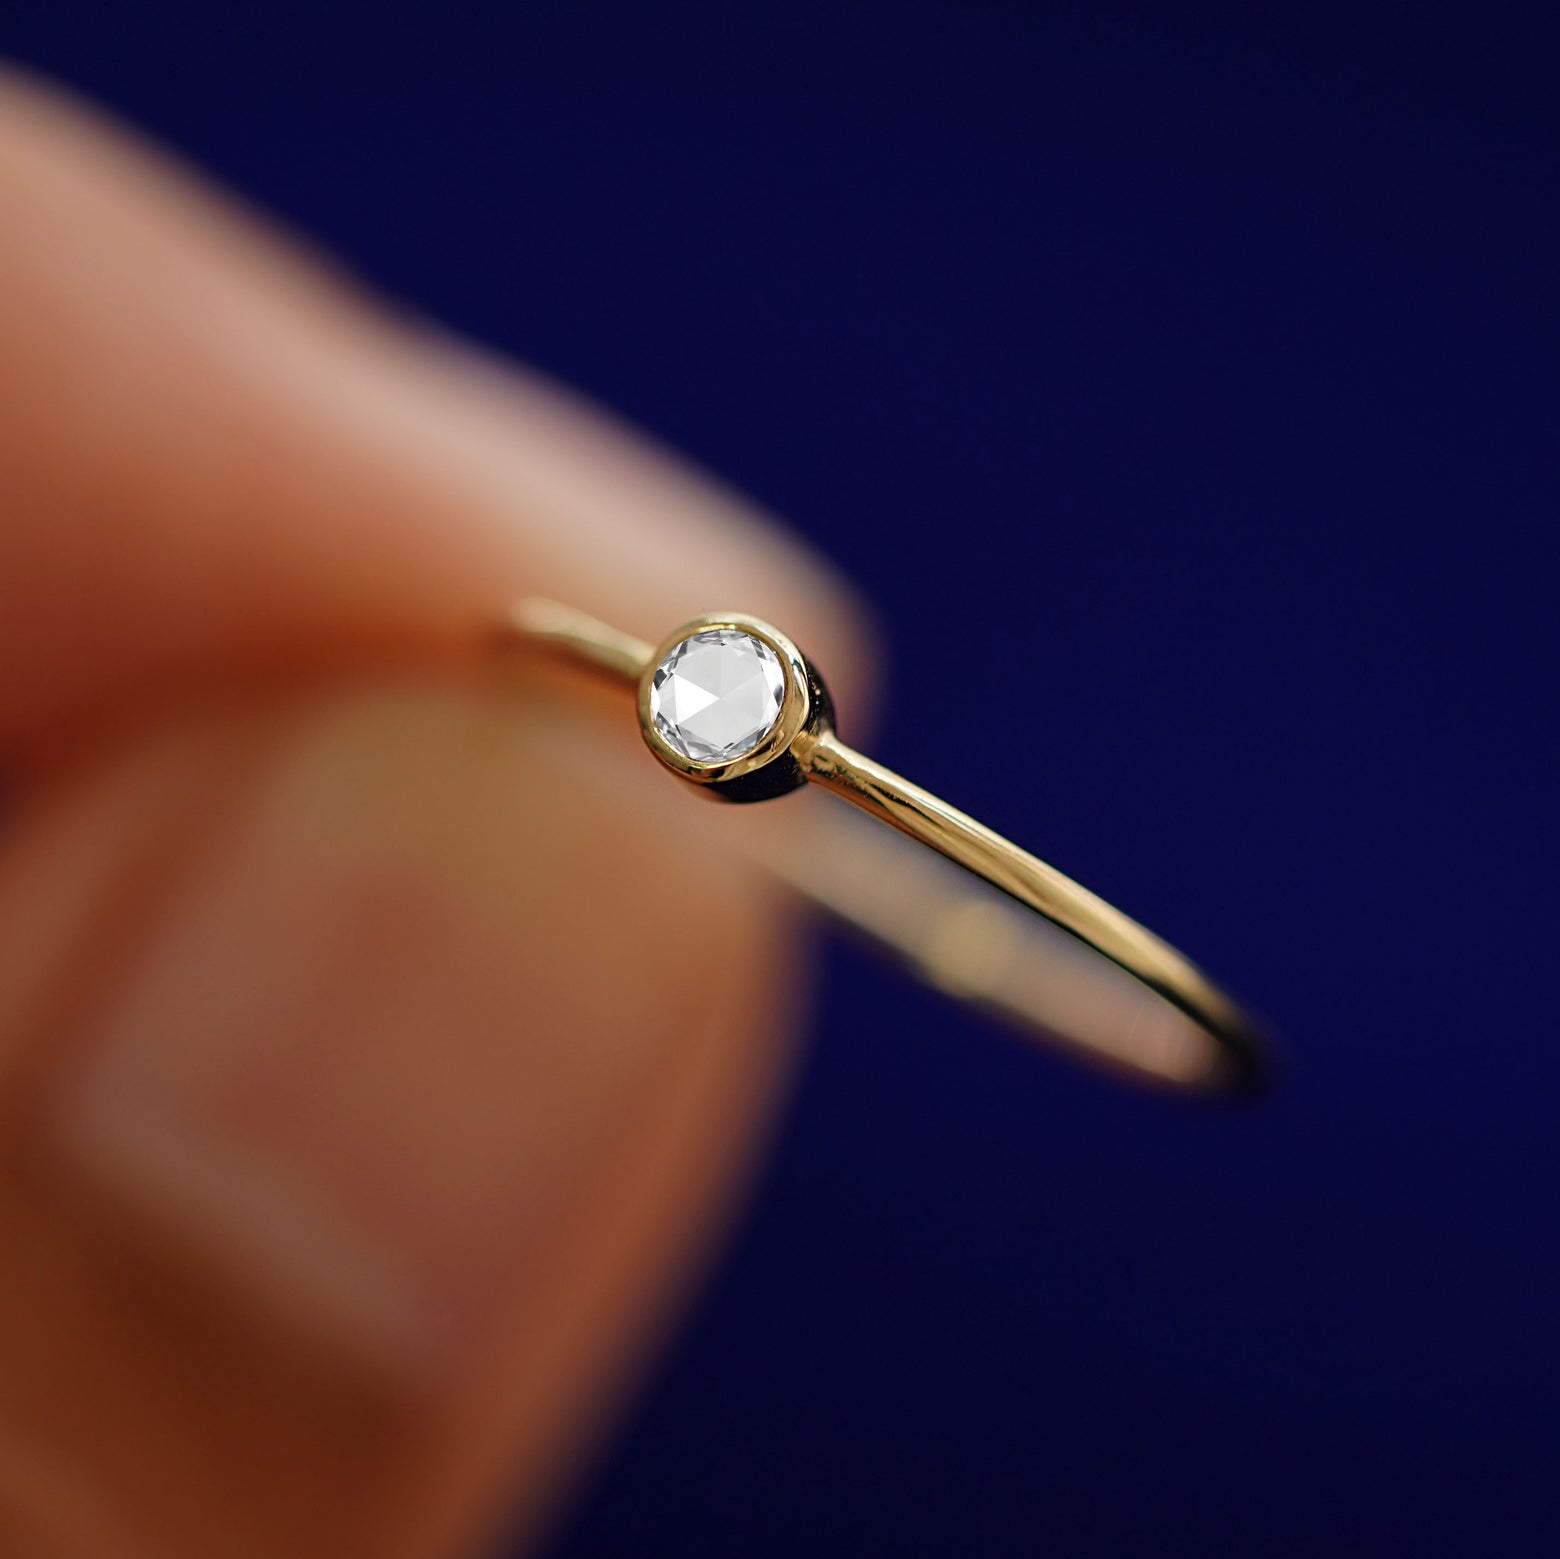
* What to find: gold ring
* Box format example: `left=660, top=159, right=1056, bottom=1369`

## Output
left=508, top=598, right=1271, bottom=1096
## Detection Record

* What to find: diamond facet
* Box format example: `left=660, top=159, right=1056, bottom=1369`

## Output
left=650, top=629, right=786, bottom=763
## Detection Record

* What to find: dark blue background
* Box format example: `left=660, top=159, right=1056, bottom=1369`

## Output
left=7, top=5, right=1558, bottom=1554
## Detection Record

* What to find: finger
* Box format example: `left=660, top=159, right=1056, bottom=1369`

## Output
left=0, top=679, right=801, bottom=1558
left=0, top=67, right=874, bottom=757
left=0, top=69, right=873, bottom=1559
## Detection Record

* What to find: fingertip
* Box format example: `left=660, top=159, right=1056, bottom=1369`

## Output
left=0, top=72, right=880, bottom=754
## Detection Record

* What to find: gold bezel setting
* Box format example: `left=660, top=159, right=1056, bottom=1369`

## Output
left=637, top=613, right=814, bottom=786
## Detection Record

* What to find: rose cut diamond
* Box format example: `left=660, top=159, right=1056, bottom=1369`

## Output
left=650, top=629, right=786, bottom=763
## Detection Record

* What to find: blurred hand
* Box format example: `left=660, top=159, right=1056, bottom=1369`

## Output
left=0, top=70, right=870, bottom=1558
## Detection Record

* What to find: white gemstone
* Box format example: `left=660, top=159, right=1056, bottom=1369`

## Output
left=650, top=629, right=786, bottom=762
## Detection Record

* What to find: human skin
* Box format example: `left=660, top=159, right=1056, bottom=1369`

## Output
left=0, top=70, right=873, bottom=1558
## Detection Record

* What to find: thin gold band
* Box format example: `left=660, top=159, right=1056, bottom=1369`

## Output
left=508, top=598, right=1269, bottom=1095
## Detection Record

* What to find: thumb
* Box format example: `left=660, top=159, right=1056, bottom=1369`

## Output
left=0, top=70, right=869, bottom=1559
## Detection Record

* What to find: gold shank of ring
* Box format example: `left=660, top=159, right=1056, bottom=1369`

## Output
left=504, top=598, right=1269, bottom=1094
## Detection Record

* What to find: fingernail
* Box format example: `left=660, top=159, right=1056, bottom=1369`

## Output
left=53, top=687, right=751, bottom=1366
